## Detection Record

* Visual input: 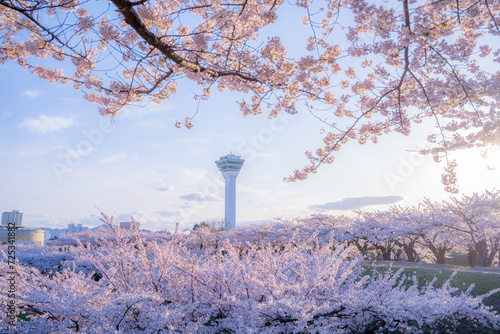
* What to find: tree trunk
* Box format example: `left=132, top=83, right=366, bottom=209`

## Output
left=427, top=244, right=446, bottom=264
left=394, top=248, right=403, bottom=261
left=403, top=242, right=419, bottom=262
left=376, top=246, right=392, bottom=261
left=468, top=246, right=478, bottom=267
left=485, top=238, right=499, bottom=267
left=476, top=239, right=489, bottom=267
left=354, top=240, right=369, bottom=256
left=435, top=248, right=446, bottom=265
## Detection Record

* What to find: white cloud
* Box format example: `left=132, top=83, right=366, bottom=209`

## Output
left=18, top=115, right=75, bottom=134
left=180, top=192, right=222, bottom=202
left=157, top=184, right=174, bottom=192
left=22, top=90, right=44, bottom=98
left=99, top=152, right=128, bottom=164
left=311, top=196, right=405, bottom=211
left=154, top=178, right=175, bottom=192
left=180, top=168, right=209, bottom=180
left=157, top=210, right=178, bottom=217
left=176, top=132, right=222, bottom=145
left=23, top=213, right=76, bottom=229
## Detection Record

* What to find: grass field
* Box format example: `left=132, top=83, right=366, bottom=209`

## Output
left=445, top=252, right=472, bottom=267
left=401, top=268, right=500, bottom=311
left=366, top=264, right=500, bottom=308
left=365, top=263, right=500, bottom=333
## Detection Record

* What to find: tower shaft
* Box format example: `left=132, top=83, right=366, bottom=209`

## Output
left=223, top=171, right=238, bottom=230
left=215, top=154, right=244, bottom=230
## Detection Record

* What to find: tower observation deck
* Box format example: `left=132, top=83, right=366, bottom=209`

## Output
left=215, top=154, right=244, bottom=230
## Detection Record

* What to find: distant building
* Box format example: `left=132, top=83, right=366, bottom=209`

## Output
left=0, top=210, right=45, bottom=246
left=120, top=221, right=140, bottom=230
left=68, top=222, right=88, bottom=233
left=2, top=210, right=23, bottom=226
left=0, top=227, right=45, bottom=246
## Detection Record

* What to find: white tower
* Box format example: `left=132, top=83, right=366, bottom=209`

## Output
left=215, top=154, right=244, bottom=230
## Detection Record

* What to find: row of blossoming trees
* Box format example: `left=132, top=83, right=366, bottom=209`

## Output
left=186, top=191, right=500, bottom=268
left=326, top=190, right=500, bottom=268
left=1, top=191, right=500, bottom=333
left=351, top=190, right=500, bottom=267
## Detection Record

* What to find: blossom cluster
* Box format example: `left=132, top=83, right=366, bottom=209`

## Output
left=1, top=199, right=500, bottom=333
left=1, top=0, right=499, bottom=190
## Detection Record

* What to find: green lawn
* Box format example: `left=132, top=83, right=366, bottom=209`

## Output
left=445, top=252, right=471, bottom=267
left=399, top=268, right=500, bottom=311
left=364, top=265, right=500, bottom=333
left=366, top=265, right=500, bottom=309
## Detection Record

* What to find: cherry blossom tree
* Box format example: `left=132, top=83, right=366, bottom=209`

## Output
left=2, top=213, right=500, bottom=333
left=354, top=210, right=402, bottom=261
left=184, top=191, right=499, bottom=266
left=1, top=0, right=499, bottom=189
left=383, top=206, right=428, bottom=262
left=431, top=191, right=500, bottom=267
left=283, top=191, right=500, bottom=266
left=412, top=207, right=458, bottom=264
left=387, top=205, right=458, bottom=264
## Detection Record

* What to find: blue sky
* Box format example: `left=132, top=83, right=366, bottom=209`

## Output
left=1, top=5, right=499, bottom=231
left=2, top=60, right=498, bottom=232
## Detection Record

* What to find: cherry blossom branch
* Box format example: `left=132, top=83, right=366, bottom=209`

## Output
left=428, top=46, right=482, bottom=122
left=116, top=300, right=142, bottom=331
left=312, top=88, right=397, bottom=170
left=0, top=0, right=84, bottom=57
left=238, top=0, right=248, bottom=15
left=110, top=0, right=261, bottom=83
left=484, top=0, right=500, bottom=31
left=408, top=70, right=450, bottom=162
